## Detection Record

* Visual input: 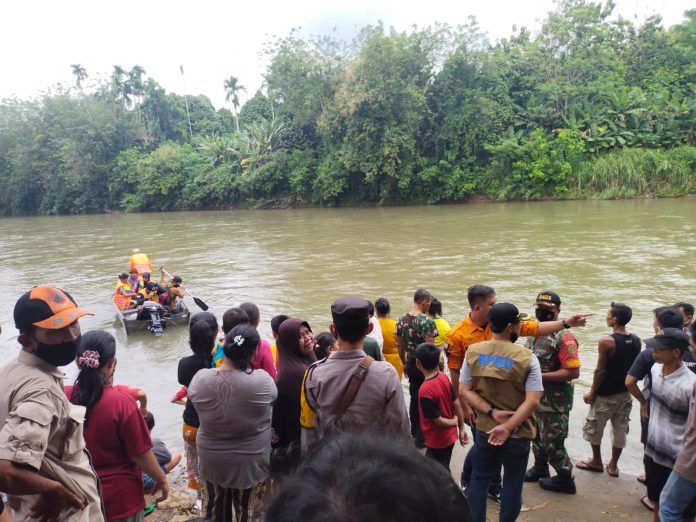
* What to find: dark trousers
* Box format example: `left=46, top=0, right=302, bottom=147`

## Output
left=461, top=427, right=502, bottom=490
left=426, top=444, right=455, bottom=470
left=468, top=431, right=531, bottom=522
left=405, top=360, right=425, bottom=444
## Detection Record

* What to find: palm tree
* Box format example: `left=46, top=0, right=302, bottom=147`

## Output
left=70, top=64, right=88, bottom=90
left=224, top=75, right=246, bottom=133
left=111, top=66, right=130, bottom=108
left=70, top=64, right=92, bottom=122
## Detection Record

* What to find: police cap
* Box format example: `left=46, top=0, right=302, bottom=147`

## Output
left=331, top=297, right=371, bottom=321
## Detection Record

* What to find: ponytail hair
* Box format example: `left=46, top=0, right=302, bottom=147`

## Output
left=189, top=312, right=218, bottom=368
left=70, top=330, right=117, bottom=425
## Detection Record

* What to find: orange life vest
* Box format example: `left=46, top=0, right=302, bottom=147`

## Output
left=129, top=253, right=153, bottom=275
left=113, top=281, right=133, bottom=310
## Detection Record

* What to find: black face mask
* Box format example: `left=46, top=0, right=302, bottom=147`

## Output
left=510, top=333, right=519, bottom=344
left=535, top=309, right=556, bottom=322
left=35, top=335, right=82, bottom=367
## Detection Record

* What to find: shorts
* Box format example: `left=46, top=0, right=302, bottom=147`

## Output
left=644, top=455, right=696, bottom=516
left=583, top=392, right=632, bottom=448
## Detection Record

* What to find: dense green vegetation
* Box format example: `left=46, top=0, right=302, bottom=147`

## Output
left=1, top=0, right=695, bottom=215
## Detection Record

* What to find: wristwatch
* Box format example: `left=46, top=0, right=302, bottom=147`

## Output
left=486, top=407, right=495, bottom=418
left=561, top=319, right=571, bottom=329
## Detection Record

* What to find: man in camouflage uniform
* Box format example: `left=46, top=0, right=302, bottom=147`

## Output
left=524, top=291, right=581, bottom=494
left=396, top=288, right=438, bottom=447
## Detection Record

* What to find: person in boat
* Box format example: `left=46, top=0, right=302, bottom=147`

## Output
left=127, top=268, right=143, bottom=295
left=143, top=280, right=166, bottom=303
left=160, top=268, right=184, bottom=313
left=130, top=248, right=153, bottom=275
left=114, top=273, right=137, bottom=310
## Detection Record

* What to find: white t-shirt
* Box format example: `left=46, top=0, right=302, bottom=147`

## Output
left=367, top=316, right=384, bottom=351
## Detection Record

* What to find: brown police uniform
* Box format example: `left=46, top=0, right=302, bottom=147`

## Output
left=300, top=349, right=410, bottom=451
left=0, top=351, right=104, bottom=521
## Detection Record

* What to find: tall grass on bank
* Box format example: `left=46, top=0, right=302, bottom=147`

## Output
left=573, top=146, right=696, bottom=199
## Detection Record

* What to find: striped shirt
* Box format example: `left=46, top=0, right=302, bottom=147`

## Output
left=646, top=363, right=696, bottom=467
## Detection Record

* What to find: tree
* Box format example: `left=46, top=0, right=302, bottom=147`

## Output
left=70, top=64, right=88, bottom=90
left=224, top=75, right=246, bottom=133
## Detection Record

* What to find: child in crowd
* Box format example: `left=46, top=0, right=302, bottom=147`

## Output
left=271, top=314, right=290, bottom=368
left=171, top=385, right=187, bottom=406
left=314, top=332, right=338, bottom=359
left=113, top=383, right=148, bottom=416
left=240, top=302, right=278, bottom=379
left=414, top=343, right=469, bottom=469
left=142, top=412, right=182, bottom=493
left=213, top=307, right=249, bottom=367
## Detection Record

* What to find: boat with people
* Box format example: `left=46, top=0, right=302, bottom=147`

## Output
left=112, top=249, right=204, bottom=335
left=114, top=300, right=191, bottom=336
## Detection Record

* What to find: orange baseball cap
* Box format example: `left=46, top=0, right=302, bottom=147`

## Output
left=14, top=285, right=94, bottom=330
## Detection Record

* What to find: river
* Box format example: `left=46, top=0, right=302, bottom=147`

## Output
left=1, top=198, right=695, bottom=475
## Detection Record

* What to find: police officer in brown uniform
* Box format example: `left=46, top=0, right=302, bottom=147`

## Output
left=300, top=297, right=410, bottom=452
left=0, top=286, right=104, bottom=521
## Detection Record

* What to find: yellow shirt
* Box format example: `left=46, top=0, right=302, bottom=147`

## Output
left=377, top=316, right=403, bottom=379
left=433, top=317, right=451, bottom=347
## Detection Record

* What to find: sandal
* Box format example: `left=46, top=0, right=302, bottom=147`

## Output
left=637, top=475, right=647, bottom=485
left=606, top=466, right=619, bottom=477
left=575, top=460, right=604, bottom=473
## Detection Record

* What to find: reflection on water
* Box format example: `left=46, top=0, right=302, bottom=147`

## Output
left=1, top=198, right=695, bottom=474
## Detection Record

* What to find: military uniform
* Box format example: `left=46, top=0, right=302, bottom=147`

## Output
left=526, top=329, right=580, bottom=473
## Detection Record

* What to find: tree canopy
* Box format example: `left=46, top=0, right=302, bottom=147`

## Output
left=1, top=1, right=694, bottom=215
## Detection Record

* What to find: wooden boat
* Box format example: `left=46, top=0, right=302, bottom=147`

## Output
left=115, top=300, right=191, bottom=335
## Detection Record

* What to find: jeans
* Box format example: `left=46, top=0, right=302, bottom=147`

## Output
left=659, top=471, right=696, bottom=522
left=461, top=427, right=502, bottom=490
left=405, top=360, right=425, bottom=444
left=468, top=431, right=531, bottom=522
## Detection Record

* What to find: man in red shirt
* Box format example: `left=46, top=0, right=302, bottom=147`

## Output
left=415, top=343, right=469, bottom=469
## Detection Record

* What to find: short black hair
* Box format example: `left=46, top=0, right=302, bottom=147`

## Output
left=428, top=298, right=443, bottom=317
left=676, top=302, right=695, bottom=317
left=239, top=302, right=260, bottom=326
left=414, top=343, right=441, bottom=371
left=375, top=297, right=390, bottom=317
left=654, top=306, right=684, bottom=329
left=467, top=285, right=495, bottom=307
left=414, top=288, right=432, bottom=304
left=222, top=307, right=249, bottom=335
left=271, top=314, right=289, bottom=335
left=610, top=302, right=632, bottom=326
left=144, top=412, right=155, bottom=431
left=266, top=431, right=471, bottom=522
left=314, top=332, right=337, bottom=359
left=367, top=301, right=375, bottom=317
left=333, top=314, right=369, bottom=344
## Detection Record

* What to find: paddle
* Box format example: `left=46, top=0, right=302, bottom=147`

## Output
left=161, top=267, right=210, bottom=311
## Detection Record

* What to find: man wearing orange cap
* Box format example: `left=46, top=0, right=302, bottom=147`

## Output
left=0, top=286, right=104, bottom=521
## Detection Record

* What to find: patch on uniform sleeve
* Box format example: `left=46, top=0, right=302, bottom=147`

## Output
left=559, top=332, right=581, bottom=369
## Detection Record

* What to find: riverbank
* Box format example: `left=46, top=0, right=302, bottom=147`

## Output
left=147, top=442, right=651, bottom=521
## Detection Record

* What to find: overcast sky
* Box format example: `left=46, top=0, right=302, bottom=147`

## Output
left=1, top=0, right=692, bottom=109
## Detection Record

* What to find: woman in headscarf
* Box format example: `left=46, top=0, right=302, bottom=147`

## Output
left=178, top=312, right=219, bottom=493
left=271, top=318, right=316, bottom=477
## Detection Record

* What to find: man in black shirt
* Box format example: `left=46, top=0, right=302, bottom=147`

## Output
left=576, top=302, right=640, bottom=477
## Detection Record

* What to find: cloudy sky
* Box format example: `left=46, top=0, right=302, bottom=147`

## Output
left=1, top=0, right=692, bottom=109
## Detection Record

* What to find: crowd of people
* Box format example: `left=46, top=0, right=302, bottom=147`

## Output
left=113, top=249, right=185, bottom=316
left=0, top=278, right=695, bottom=522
